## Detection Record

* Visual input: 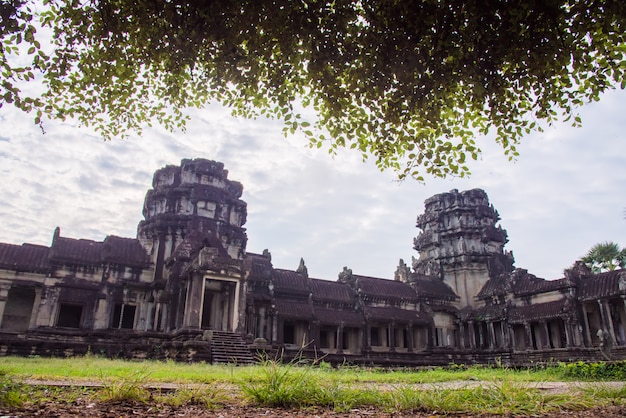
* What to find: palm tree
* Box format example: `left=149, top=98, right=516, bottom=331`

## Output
left=581, top=242, right=626, bottom=273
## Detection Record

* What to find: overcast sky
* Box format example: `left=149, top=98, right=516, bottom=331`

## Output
left=0, top=88, right=624, bottom=281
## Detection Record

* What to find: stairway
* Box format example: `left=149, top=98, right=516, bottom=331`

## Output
left=209, top=330, right=255, bottom=365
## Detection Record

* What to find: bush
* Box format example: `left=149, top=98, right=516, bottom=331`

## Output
left=556, top=361, right=626, bottom=380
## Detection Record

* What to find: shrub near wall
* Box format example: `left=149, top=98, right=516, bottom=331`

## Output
left=557, top=361, right=626, bottom=380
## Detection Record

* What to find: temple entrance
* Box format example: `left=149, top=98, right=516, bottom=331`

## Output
left=1, top=286, right=36, bottom=331
left=201, top=279, right=237, bottom=331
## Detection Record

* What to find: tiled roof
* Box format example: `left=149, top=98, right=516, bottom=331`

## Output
left=243, top=253, right=273, bottom=281
left=273, top=300, right=314, bottom=320
left=513, top=276, right=569, bottom=296
left=355, top=275, right=419, bottom=301
left=310, top=279, right=355, bottom=303
left=0, top=243, right=50, bottom=273
left=478, top=271, right=571, bottom=299
left=508, top=299, right=569, bottom=323
left=578, top=269, right=625, bottom=300
left=363, top=306, right=430, bottom=324
left=103, top=236, right=150, bottom=267
left=272, top=269, right=309, bottom=293
left=313, top=307, right=364, bottom=326
left=460, top=304, right=506, bottom=321
left=410, top=274, right=458, bottom=300
left=476, top=277, right=507, bottom=299
left=49, top=235, right=151, bottom=268
left=50, top=237, right=103, bottom=264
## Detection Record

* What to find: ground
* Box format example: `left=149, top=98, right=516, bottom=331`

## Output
left=3, top=380, right=626, bottom=417
left=3, top=402, right=626, bottom=417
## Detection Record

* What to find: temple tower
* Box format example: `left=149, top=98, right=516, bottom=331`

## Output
left=137, top=159, right=248, bottom=332
left=137, top=158, right=247, bottom=277
left=412, top=189, right=513, bottom=307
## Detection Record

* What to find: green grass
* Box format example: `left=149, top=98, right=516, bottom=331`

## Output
left=1, top=355, right=626, bottom=414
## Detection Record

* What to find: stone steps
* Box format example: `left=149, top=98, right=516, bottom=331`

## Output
left=210, top=331, right=255, bottom=365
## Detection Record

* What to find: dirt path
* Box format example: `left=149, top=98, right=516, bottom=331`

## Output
left=4, top=379, right=626, bottom=417
left=17, top=377, right=626, bottom=394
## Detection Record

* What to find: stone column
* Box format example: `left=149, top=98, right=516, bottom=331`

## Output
left=310, top=321, right=321, bottom=350
left=459, top=322, right=466, bottom=349
left=598, top=299, right=613, bottom=345
left=182, top=273, right=204, bottom=329
left=259, top=306, right=267, bottom=339
left=620, top=298, right=626, bottom=344
left=487, top=322, right=495, bottom=349
left=524, top=322, right=533, bottom=350
left=153, top=302, right=161, bottom=331
left=582, top=304, right=592, bottom=347
left=499, top=321, right=507, bottom=348
left=271, top=312, right=278, bottom=343
left=0, top=284, right=10, bottom=329
left=602, top=300, right=617, bottom=345
left=407, top=325, right=414, bottom=352
left=564, top=320, right=572, bottom=348
left=478, top=322, right=485, bottom=348
left=388, top=324, right=396, bottom=352
left=28, top=287, right=43, bottom=330
left=507, top=324, right=514, bottom=349
left=427, top=326, right=434, bottom=349
left=364, top=323, right=371, bottom=351
left=232, top=279, right=241, bottom=332
left=468, top=321, right=476, bottom=349
left=541, top=321, right=550, bottom=349
left=36, top=286, right=60, bottom=327
left=337, top=325, right=344, bottom=354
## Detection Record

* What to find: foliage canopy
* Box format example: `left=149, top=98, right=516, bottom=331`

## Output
left=581, top=242, right=626, bottom=273
left=2, top=1, right=626, bottom=179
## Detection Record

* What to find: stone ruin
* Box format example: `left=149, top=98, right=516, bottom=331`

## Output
left=0, top=158, right=624, bottom=366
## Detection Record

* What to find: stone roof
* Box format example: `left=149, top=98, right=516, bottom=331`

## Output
left=477, top=269, right=571, bottom=299
left=2, top=232, right=153, bottom=271
left=103, top=236, right=151, bottom=267
left=460, top=304, right=506, bottom=321
left=310, top=279, right=355, bottom=303
left=313, top=307, right=364, bottom=326
left=272, top=269, right=309, bottom=293
left=513, top=276, right=569, bottom=296
left=354, top=275, right=419, bottom=302
left=243, top=253, right=273, bottom=281
left=363, top=306, right=430, bottom=324
left=410, top=274, right=458, bottom=301
left=273, top=300, right=314, bottom=320
left=578, top=269, right=625, bottom=300
left=476, top=276, right=507, bottom=299
left=49, top=237, right=104, bottom=265
left=508, top=299, right=569, bottom=323
left=0, top=243, right=50, bottom=273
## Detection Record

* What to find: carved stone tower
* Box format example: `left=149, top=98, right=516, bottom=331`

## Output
left=413, top=189, right=514, bottom=307
left=137, top=158, right=248, bottom=280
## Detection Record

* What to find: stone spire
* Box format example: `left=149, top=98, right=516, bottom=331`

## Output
left=137, top=158, right=248, bottom=279
left=412, top=189, right=514, bottom=307
left=296, top=257, right=308, bottom=278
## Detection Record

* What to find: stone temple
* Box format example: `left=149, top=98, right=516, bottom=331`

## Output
left=0, top=158, right=624, bottom=365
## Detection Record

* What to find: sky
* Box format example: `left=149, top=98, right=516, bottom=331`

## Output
left=0, top=88, right=624, bottom=282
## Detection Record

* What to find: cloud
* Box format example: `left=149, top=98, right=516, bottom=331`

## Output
left=0, top=89, right=625, bottom=282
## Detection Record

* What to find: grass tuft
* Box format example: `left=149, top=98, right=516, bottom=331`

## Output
left=239, top=354, right=329, bottom=407
left=581, top=383, right=626, bottom=406
left=154, top=384, right=230, bottom=408
left=94, top=369, right=151, bottom=403
left=0, top=371, right=28, bottom=408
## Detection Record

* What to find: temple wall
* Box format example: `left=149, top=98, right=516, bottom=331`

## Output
left=443, top=264, right=491, bottom=308
left=529, top=291, right=563, bottom=305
